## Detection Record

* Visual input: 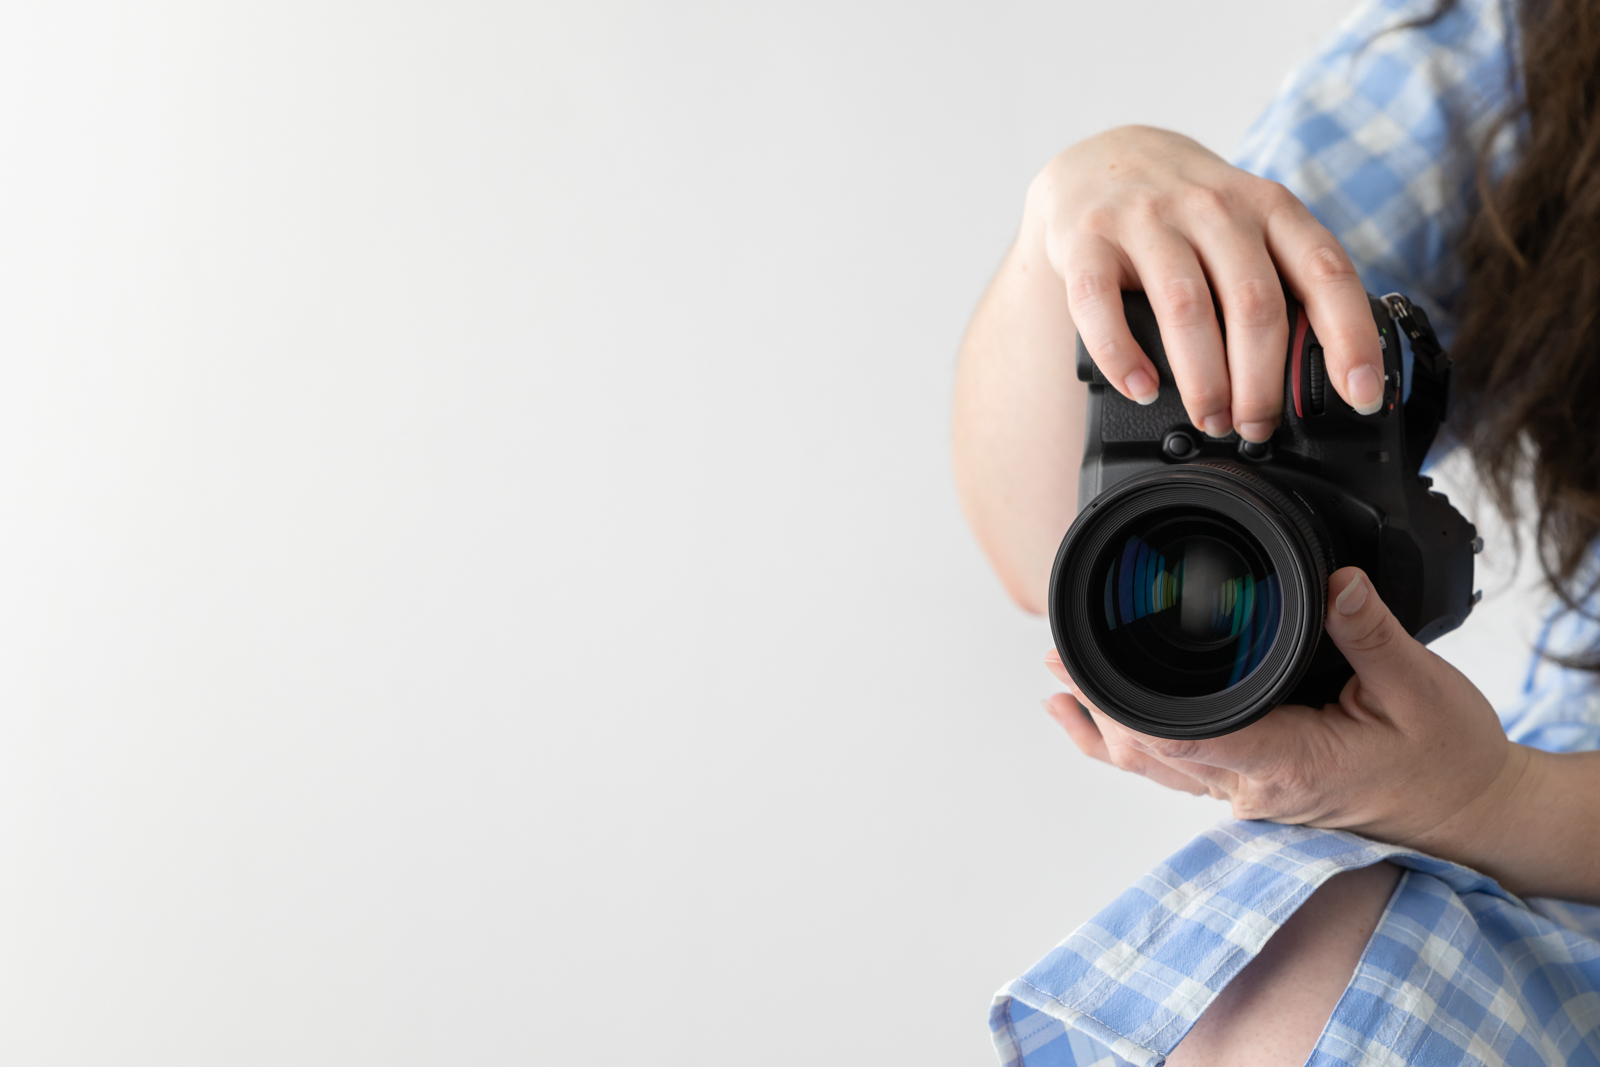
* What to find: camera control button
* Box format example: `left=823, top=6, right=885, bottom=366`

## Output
left=1238, top=439, right=1272, bottom=463
left=1307, top=343, right=1326, bottom=415
left=1162, top=431, right=1197, bottom=460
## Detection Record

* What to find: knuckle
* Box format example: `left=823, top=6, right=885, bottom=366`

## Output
left=1076, top=206, right=1119, bottom=239
left=1231, top=797, right=1272, bottom=821
left=1230, top=382, right=1283, bottom=422
left=1230, top=783, right=1280, bottom=821
left=1124, top=190, right=1166, bottom=225
left=1256, top=767, right=1316, bottom=817
left=1341, top=611, right=1401, bottom=655
left=1224, top=277, right=1282, bottom=329
left=1067, top=269, right=1120, bottom=308
left=1182, top=185, right=1230, bottom=221
left=1156, top=277, right=1213, bottom=327
left=1092, top=338, right=1135, bottom=369
left=1148, top=737, right=1200, bottom=761
left=1183, top=384, right=1230, bottom=414
left=1229, top=794, right=1258, bottom=818
left=1255, top=179, right=1299, bottom=214
left=1232, top=401, right=1282, bottom=427
left=1106, top=746, right=1146, bottom=774
left=1301, top=243, right=1359, bottom=286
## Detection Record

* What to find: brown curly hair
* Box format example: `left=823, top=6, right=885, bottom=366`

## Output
left=1425, top=0, right=1600, bottom=664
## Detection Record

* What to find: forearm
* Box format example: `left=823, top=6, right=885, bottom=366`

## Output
left=1410, top=746, right=1600, bottom=904
left=952, top=218, right=1087, bottom=614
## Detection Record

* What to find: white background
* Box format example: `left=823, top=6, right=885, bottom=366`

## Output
left=0, top=2, right=1546, bottom=1064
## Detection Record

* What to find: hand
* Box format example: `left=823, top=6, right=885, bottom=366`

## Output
left=1044, top=567, right=1519, bottom=850
left=1023, top=126, right=1385, bottom=442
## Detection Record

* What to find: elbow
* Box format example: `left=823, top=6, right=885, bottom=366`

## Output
left=994, top=558, right=1048, bottom=616
left=1005, top=581, right=1047, bottom=617
left=956, top=484, right=1056, bottom=617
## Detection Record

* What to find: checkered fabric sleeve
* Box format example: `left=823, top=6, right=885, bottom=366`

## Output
left=991, top=821, right=1600, bottom=1067
left=1230, top=0, right=1519, bottom=349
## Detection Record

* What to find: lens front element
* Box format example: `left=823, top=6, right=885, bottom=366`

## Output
left=1095, top=514, right=1282, bottom=697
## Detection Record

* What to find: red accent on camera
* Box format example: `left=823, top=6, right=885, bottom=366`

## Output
left=1291, top=306, right=1309, bottom=419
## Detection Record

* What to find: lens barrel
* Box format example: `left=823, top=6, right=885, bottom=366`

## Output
left=1048, top=462, right=1331, bottom=739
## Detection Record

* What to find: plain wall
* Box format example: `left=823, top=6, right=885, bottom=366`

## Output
left=0, top=2, right=1546, bottom=1064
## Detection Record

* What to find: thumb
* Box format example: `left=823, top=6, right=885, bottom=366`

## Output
left=1323, top=566, right=1423, bottom=692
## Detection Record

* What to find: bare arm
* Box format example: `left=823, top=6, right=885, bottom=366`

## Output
left=951, top=228, right=1086, bottom=615
left=1418, top=746, right=1600, bottom=903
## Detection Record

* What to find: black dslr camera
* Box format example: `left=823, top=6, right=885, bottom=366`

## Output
left=1048, top=290, right=1479, bottom=739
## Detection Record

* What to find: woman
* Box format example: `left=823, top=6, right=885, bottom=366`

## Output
left=954, top=0, right=1600, bottom=1064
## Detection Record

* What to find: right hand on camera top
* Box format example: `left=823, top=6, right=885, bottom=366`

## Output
left=1021, top=126, right=1385, bottom=443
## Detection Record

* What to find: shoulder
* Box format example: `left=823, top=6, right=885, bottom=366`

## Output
left=1233, top=0, right=1520, bottom=336
left=1235, top=0, right=1517, bottom=171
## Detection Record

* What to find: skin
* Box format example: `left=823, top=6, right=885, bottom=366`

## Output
left=953, top=125, right=1600, bottom=1062
left=1166, top=862, right=1401, bottom=1067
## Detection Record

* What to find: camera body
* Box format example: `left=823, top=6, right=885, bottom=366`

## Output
left=1049, top=290, right=1478, bottom=738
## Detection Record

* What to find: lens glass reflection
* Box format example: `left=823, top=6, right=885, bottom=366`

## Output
left=1091, top=511, right=1281, bottom=697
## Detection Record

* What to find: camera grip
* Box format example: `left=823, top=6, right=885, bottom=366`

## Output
left=1077, top=292, right=1198, bottom=444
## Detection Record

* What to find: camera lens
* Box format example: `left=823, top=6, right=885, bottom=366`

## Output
left=1049, top=462, right=1330, bottom=738
left=1092, top=513, right=1282, bottom=697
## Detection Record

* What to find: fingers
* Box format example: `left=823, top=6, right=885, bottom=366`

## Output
left=1057, top=699, right=1212, bottom=795
left=1043, top=651, right=1212, bottom=794
left=1187, top=216, right=1289, bottom=442
left=1063, top=178, right=1369, bottom=434
left=1143, top=708, right=1307, bottom=779
left=1047, top=646, right=1296, bottom=778
left=1323, top=567, right=1429, bottom=710
left=1062, top=235, right=1162, bottom=404
left=1123, top=232, right=1231, bottom=437
left=1044, top=646, right=1071, bottom=687
left=1045, top=692, right=1111, bottom=760
left=1079, top=704, right=1214, bottom=795
left=1263, top=193, right=1383, bottom=414
left=1102, top=688, right=1305, bottom=782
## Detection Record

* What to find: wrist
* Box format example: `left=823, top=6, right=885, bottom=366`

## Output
left=1395, top=745, right=1600, bottom=901
left=1401, top=741, right=1534, bottom=862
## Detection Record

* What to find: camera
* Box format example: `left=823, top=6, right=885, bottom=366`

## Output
left=1048, top=289, right=1479, bottom=739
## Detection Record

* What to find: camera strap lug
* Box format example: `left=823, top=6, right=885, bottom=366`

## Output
left=1381, top=292, right=1453, bottom=474
left=1380, top=293, right=1448, bottom=377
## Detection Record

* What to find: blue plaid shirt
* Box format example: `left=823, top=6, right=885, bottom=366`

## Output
left=991, top=1, right=1600, bottom=1062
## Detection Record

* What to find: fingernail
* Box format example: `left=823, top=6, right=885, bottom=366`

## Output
left=1237, top=420, right=1273, bottom=443
left=1346, top=365, right=1383, bottom=415
left=1124, top=369, right=1158, bottom=405
left=1202, top=414, right=1232, bottom=439
left=1335, top=574, right=1367, bottom=616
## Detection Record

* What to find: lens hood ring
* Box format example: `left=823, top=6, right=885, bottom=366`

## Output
left=1048, top=463, right=1331, bottom=739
